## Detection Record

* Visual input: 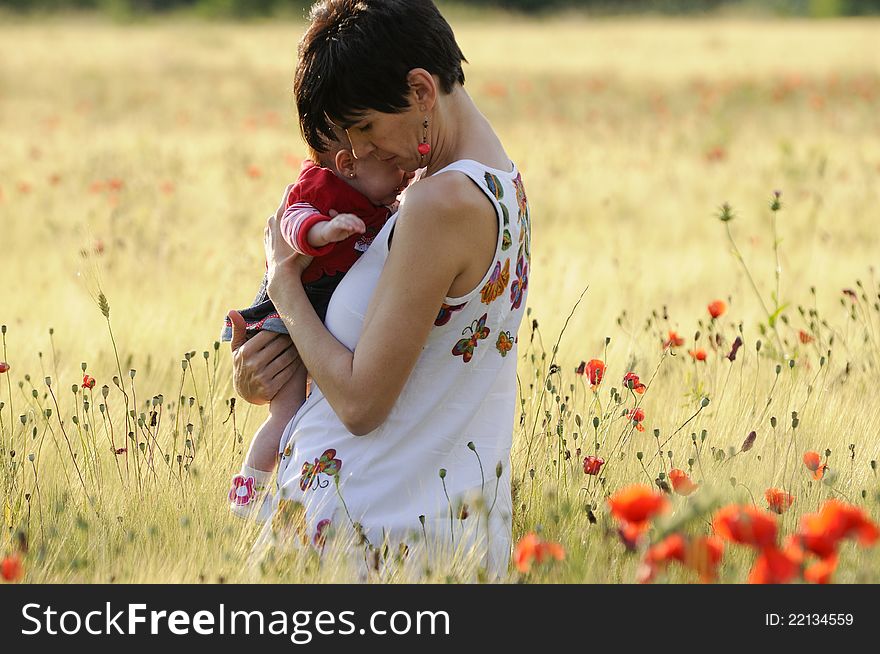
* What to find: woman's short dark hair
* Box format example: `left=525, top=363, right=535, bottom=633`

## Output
left=294, top=0, right=467, bottom=152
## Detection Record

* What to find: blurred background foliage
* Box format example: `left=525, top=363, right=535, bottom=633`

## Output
left=1, top=0, right=880, bottom=19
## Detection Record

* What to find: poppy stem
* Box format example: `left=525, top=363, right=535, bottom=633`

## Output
left=521, top=285, right=589, bottom=484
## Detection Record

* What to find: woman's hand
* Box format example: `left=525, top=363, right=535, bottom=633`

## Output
left=227, top=310, right=302, bottom=405
left=265, top=184, right=313, bottom=300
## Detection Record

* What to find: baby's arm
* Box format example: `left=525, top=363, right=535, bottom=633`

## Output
left=280, top=204, right=367, bottom=256
left=309, top=213, right=366, bottom=247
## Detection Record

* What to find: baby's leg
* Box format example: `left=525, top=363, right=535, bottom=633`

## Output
left=229, top=351, right=307, bottom=520
left=244, top=364, right=307, bottom=472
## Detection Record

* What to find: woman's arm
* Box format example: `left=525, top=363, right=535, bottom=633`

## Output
left=227, top=310, right=302, bottom=405
left=265, top=174, right=492, bottom=435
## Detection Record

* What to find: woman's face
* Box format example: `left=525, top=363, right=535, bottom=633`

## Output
left=344, top=107, right=424, bottom=174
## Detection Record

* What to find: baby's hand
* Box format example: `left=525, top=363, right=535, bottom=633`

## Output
left=308, top=213, right=366, bottom=248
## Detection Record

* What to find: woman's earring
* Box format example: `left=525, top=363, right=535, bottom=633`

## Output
left=418, top=116, right=431, bottom=160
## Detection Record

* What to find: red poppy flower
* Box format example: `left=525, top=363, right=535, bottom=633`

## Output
left=747, top=546, right=799, bottom=584
left=0, top=362, right=9, bottom=374
left=803, top=554, right=838, bottom=585
left=663, top=330, right=685, bottom=349
left=1, top=554, right=23, bottom=582
left=107, top=178, right=124, bottom=192
left=247, top=164, right=262, bottom=179
left=618, top=521, right=649, bottom=551
left=668, top=469, right=698, bottom=496
left=583, top=455, right=604, bottom=476
left=641, top=534, right=723, bottom=584
left=622, top=372, right=646, bottom=394
left=798, top=499, right=879, bottom=559
left=708, top=300, right=726, bottom=319
left=586, top=359, right=605, bottom=390
left=575, top=361, right=586, bottom=375
left=798, top=330, right=813, bottom=344
left=765, top=488, right=795, bottom=514
left=688, top=349, right=707, bottom=361
left=803, top=451, right=826, bottom=479
left=688, top=536, right=724, bottom=583
left=712, top=505, right=778, bottom=549
left=646, top=533, right=687, bottom=565
left=626, top=407, right=646, bottom=432
left=82, top=375, right=96, bottom=390
left=642, top=534, right=687, bottom=581
left=803, top=450, right=822, bottom=470
left=608, top=484, right=670, bottom=526
left=705, top=145, right=726, bottom=163
left=514, top=532, right=565, bottom=574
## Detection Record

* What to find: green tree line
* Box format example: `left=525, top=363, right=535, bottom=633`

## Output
left=1, top=0, right=879, bottom=16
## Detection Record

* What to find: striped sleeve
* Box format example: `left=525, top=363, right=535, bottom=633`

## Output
left=280, top=202, right=336, bottom=257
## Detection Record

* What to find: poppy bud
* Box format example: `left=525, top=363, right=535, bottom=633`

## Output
left=438, top=468, right=446, bottom=479
left=496, top=461, right=503, bottom=478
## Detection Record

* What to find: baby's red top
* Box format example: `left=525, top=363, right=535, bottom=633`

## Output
left=285, top=160, right=391, bottom=285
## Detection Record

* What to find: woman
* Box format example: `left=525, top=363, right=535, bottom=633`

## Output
left=230, top=0, right=531, bottom=580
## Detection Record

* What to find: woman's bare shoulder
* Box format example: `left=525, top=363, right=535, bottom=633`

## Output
left=397, top=170, right=495, bottom=233
left=391, top=168, right=498, bottom=298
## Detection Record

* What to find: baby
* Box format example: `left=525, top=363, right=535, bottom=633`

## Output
left=221, top=133, right=410, bottom=518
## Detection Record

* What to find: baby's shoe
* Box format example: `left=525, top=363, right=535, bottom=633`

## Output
left=228, top=467, right=274, bottom=522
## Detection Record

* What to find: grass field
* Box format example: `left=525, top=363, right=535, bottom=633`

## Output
left=1, top=14, right=879, bottom=583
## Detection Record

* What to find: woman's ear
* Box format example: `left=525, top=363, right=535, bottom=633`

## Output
left=335, top=149, right=356, bottom=178
left=407, top=68, right=438, bottom=112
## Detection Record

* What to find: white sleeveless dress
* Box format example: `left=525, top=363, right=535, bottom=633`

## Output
left=261, top=159, right=531, bottom=580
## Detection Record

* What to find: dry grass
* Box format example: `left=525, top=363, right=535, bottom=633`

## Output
left=1, top=15, right=879, bottom=583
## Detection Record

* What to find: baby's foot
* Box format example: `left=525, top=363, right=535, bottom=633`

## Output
left=228, top=467, right=274, bottom=522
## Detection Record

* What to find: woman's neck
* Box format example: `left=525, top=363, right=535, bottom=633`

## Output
left=425, top=86, right=510, bottom=176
